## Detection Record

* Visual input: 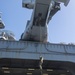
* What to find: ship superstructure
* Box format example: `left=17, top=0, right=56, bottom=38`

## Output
left=0, top=0, right=75, bottom=75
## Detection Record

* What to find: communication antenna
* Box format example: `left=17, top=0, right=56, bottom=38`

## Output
left=0, top=12, right=5, bottom=29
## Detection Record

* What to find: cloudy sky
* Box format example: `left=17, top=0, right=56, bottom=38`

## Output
left=0, top=0, right=75, bottom=43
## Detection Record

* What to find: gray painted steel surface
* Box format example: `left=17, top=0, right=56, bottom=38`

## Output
left=0, top=40, right=75, bottom=75
left=0, top=40, right=75, bottom=63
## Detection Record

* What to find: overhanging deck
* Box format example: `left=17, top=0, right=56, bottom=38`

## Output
left=0, top=40, right=75, bottom=62
left=0, top=40, right=75, bottom=75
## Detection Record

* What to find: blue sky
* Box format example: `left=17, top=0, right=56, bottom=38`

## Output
left=0, top=0, right=75, bottom=44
